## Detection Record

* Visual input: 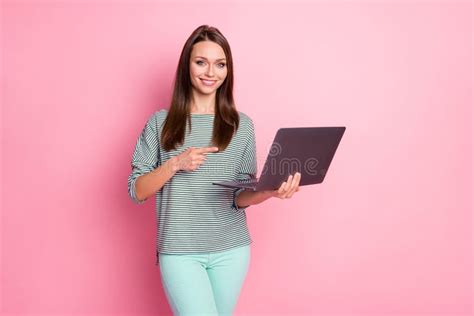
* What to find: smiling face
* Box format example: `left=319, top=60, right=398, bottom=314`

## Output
left=189, top=40, right=228, bottom=96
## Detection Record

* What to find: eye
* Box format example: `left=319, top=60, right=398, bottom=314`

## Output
left=195, top=60, right=226, bottom=68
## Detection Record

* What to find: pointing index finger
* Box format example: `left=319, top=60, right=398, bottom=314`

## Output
left=197, top=146, right=219, bottom=154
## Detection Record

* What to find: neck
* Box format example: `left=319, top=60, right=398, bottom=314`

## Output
left=190, top=90, right=216, bottom=113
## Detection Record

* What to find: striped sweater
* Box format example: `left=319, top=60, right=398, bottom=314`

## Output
left=127, top=109, right=257, bottom=265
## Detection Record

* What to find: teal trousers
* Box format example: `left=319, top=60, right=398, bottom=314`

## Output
left=159, top=244, right=251, bottom=316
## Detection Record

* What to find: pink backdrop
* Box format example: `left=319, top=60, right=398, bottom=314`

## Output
left=1, top=1, right=472, bottom=315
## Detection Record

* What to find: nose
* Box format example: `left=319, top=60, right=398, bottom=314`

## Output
left=205, top=65, right=214, bottom=77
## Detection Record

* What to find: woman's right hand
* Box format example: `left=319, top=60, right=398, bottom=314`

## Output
left=170, top=146, right=219, bottom=172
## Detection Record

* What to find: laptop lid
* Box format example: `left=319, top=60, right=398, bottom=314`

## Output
left=255, top=127, right=346, bottom=191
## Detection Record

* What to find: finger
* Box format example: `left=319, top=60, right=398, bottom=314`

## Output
left=193, top=155, right=208, bottom=162
left=288, top=175, right=299, bottom=192
left=293, top=173, right=301, bottom=186
left=286, top=173, right=300, bottom=196
left=196, top=146, right=219, bottom=154
left=196, top=153, right=210, bottom=161
left=281, top=175, right=293, bottom=198
left=278, top=182, right=286, bottom=195
left=278, top=179, right=291, bottom=198
left=284, top=174, right=293, bottom=191
left=192, top=160, right=205, bottom=168
left=286, top=181, right=298, bottom=198
left=195, top=156, right=207, bottom=164
left=295, top=173, right=302, bottom=190
left=287, top=173, right=300, bottom=188
left=192, top=160, right=205, bottom=169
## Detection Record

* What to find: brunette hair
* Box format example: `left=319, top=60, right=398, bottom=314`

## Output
left=160, top=24, right=239, bottom=152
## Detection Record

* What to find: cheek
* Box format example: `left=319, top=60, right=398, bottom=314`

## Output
left=219, top=69, right=228, bottom=79
left=189, top=66, right=196, bottom=77
left=189, top=64, right=202, bottom=77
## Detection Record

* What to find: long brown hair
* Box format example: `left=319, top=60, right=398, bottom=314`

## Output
left=161, top=25, right=240, bottom=152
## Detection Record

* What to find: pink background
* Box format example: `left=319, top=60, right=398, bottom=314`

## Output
left=1, top=1, right=472, bottom=315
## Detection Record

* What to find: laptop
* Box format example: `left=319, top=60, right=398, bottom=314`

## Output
left=212, top=126, right=346, bottom=191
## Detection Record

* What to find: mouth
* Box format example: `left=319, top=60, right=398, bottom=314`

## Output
left=200, top=78, right=217, bottom=86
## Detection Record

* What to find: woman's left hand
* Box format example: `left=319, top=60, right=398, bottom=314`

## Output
left=265, top=172, right=301, bottom=199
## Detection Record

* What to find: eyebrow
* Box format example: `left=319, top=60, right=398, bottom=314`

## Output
left=194, top=56, right=226, bottom=62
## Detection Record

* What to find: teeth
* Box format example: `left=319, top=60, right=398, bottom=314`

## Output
left=201, top=79, right=215, bottom=84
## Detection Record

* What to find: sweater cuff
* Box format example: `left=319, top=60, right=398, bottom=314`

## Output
left=233, top=187, right=249, bottom=212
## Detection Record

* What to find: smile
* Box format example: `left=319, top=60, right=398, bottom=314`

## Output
left=200, top=78, right=217, bottom=86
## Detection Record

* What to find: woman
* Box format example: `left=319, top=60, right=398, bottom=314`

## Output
left=127, top=25, right=301, bottom=316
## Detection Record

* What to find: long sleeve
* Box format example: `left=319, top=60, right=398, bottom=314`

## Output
left=232, top=118, right=257, bottom=212
left=127, top=112, right=161, bottom=204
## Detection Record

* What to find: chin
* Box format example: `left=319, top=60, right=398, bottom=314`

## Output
left=199, top=89, right=217, bottom=95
